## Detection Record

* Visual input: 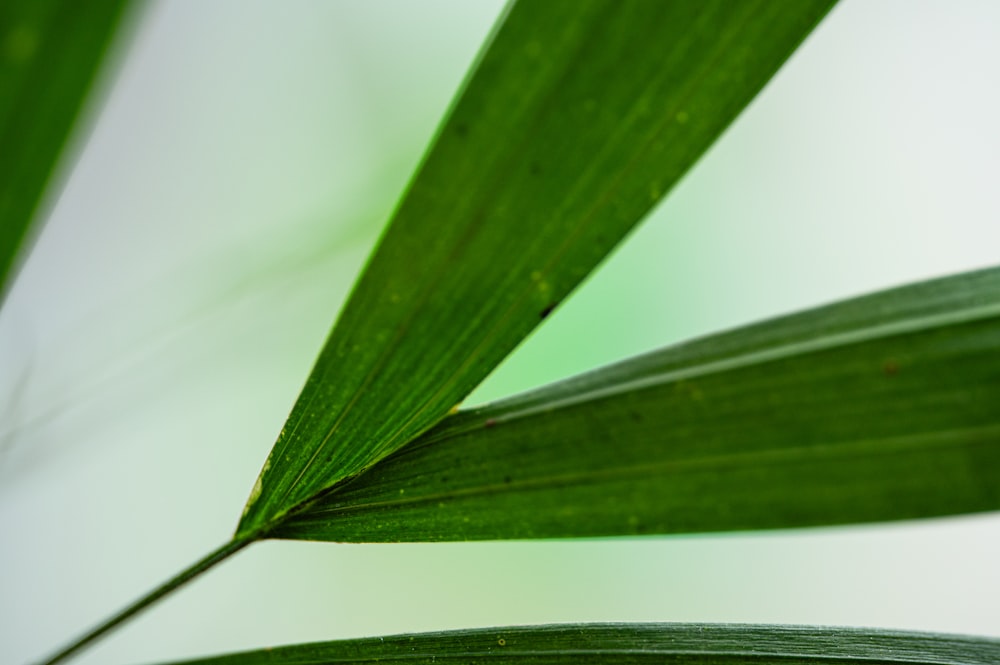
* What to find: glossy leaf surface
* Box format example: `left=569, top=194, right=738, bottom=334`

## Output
left=271, top=266, right=1000, bottom=542
left=157, top=624, right=1000, bottom=665
left=0, top=0, right=128, bottom=301
left=238, top=0, right=837, bottom=538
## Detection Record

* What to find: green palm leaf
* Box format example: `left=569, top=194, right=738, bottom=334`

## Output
left=237, top=0, right=837, bottom=540
left=271, top=266, right=1000, bottom=542
left=154, top=624, right=1000, bottom=665
left=32, top=4, right=841, bottom=663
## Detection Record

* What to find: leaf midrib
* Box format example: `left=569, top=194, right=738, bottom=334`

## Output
left=299, top=424, right=1000, bottom=519
left=465, top=299, right=1000, bottom=429
left=260, top=653, right=952, bottom=665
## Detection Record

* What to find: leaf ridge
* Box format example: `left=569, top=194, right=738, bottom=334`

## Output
left=288, top=424, right=1000, bottom=522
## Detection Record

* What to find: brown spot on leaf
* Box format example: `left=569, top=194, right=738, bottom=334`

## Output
left=484, top=418, right=497, bottom=428
left=883, top=360, right=899, bottom=376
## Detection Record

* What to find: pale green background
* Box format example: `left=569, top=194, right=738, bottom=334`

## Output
left=1, top=1, right=999, bottom=664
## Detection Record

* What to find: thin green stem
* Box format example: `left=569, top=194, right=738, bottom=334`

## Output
left=36, top=536, right=256, bottom=665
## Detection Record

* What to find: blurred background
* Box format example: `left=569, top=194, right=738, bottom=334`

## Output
left=2, top=1, right=999, bottom=663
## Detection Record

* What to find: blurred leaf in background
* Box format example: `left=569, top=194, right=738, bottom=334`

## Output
left=0, top=0, right=129, bottom=301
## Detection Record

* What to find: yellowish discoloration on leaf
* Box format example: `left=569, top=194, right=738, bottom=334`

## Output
left=242, top=457, right=271, bottom=517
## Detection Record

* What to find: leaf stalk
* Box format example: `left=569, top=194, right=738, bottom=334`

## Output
left=36, top=537, right=256, bottom=665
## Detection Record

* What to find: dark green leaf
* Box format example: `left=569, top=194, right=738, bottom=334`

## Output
left=237, top=0, right=837, bottom=539
left=0, top=0, right=129, bottom=302
left=155, top=624, right=1000, bottom=664
left=271, top=266, right=1000, bottom=542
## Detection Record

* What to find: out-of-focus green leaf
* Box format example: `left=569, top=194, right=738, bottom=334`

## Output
left=271, top=266, right=1000, bottom=542
left=237, top=0, right=837, bottom=539
left=152, top=624, right=1000, bottom=665
left=0, top=0, right=129, bottom=302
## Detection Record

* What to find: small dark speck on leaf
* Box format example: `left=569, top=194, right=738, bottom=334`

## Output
left=455, top=122, right=469, bottom=137
left=503, top=475, right=512, bottom=484
left=441, top=476, right=448, bottom=483
left=539, top=302, right=558, bottom=319
left=883, top=360, right=899, bottom=376
left=529, top=161, right=542, bottom=175
left=629, top=410, right=643, bottom=423
left=484, top=418, right=497, bottom=428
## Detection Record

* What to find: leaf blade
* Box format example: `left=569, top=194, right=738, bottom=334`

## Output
left=238, top=0, right=838, bottom=538
left=271, top=266, right=1000, bottom=542
left=0, top=0, right=129, bottom=301
left=153, top=624, right=1000, bottom=665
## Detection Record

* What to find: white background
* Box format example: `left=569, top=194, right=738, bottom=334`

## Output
left=2, top=2, right=999, bottom=664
